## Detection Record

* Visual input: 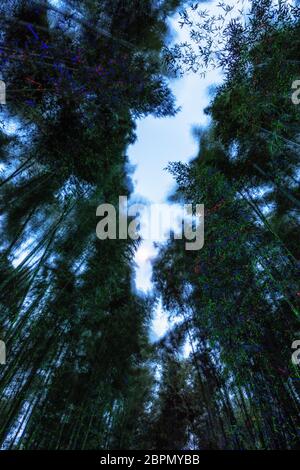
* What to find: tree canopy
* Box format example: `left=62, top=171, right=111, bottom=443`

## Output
left=0, top=0, right=299, bottom=450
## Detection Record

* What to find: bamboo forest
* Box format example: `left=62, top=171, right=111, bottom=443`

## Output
left=0, top=0, right=300, bottom=454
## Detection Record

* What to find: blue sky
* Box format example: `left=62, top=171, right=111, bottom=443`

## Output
left=129, top=5, right=224, bottom=339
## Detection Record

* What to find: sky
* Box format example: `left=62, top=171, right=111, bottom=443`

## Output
left=3, top=0, right=239, bottom=340
left=129, top=2, right=225, bottom=340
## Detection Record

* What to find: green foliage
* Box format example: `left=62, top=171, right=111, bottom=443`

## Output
left=152, top=0, right=300, bottom=450
left=0, top=0, right=299, bottom=451
left=0, top=0, right=180, bottom=450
